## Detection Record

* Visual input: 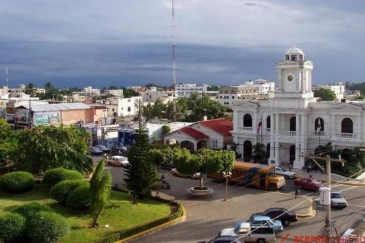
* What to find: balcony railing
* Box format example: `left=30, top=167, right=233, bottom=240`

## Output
left=278, top=131, right=296, bottom=137
left=335, top=133, right=357, bottom=139
left=265, top=128, right=271, bottom=133
left=312, top=131, right=326, bottom=137
left=237, top=127, right=253, bottom=132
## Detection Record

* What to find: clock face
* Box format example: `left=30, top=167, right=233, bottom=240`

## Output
left=287, top=75, right=293, bottom=81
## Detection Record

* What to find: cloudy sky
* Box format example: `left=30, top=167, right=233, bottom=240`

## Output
left=1, top=0, right=365, bottom=89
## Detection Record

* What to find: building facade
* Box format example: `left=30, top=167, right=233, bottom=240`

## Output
left=232, top=47, right=364, bottom=169
left=176, top=83, right=209, bottom=98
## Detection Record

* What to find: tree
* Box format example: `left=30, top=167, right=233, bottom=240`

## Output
left=0, top=119, right=18, bottom=165
left=90, top=158, right=112, bottom=227
left=161, top=125, right=171, bottom=135
left=207, top=85, right=220, bottom=91
left=44, top=82, right=55, bottom=93
left=123, top=88, right=139, bottom=98
left=173, top=148, right=235, bottom=189
left=313, top=88, right=336, bottom=101
left=124, top=102, right=157, bottom=204
left=14, top=125, right=93, bottom=174
left=24, top=83, right=37, bottom=97
left=252, top=143, right=268, bottom=163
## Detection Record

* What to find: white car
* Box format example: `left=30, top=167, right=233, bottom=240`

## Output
left=331, top=192, right=348, bottom=209
left=275, top=166, right=296, bottom=179
left=106, top=156, right=129, bottom=167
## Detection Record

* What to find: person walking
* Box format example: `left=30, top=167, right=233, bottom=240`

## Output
left=295, top=186, right=300, bottom=199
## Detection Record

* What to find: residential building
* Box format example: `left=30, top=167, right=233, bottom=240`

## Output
left=313, top=83, right=345, bottom=100
left=163, top=118, right=233, bottom=151
left=83, top=86, right=100, bottom=95
left=104, top=89, right=124, bottom=97
left=140, top=87, right=174, bottom=104
left=104, top=96, right=142, bottom=118
left=218, top=79, right=276, bottom=108
left=231, top=47, right=365, bottom=169
left=176, top=83, right=209, bottom=98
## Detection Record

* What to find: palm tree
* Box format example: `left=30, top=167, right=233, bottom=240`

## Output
left=252, top=143, right=267, bottom=164
left=25, top=83, right=36, bottom=97
left=44, top=82, right=55, bottom=93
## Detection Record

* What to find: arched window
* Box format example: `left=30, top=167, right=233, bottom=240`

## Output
left=315, top=118, right=324, bottom=132
left=243, top=140, right=252, bottom=161
left=127, top=107, right=131, bottom=112
left=266, top=143, right=270, bottom=158
left=266, top=116, right=271, bottom=129
left=341, top=118, right=353, bottom=133
left=243, top=114, right=252, bottom=127
left=290, top=117, right=296, bottom=131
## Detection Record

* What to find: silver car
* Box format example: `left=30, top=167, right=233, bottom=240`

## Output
left=331, top=192, right=348, bottom=209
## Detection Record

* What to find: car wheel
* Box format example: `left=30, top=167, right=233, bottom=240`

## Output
left=283, top=220, right=290, bottom=226
left=268, top=184, right=277, bottom=191
left=285, top=175, right=289, bottom=179
left=256, top=239, right=265, bottom=243
left=107, top=162, right=112, bottom=166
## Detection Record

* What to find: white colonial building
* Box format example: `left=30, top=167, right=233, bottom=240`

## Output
left=176, top=83, right=209, bottom=98
left=231, top=47, right=364, bottom=169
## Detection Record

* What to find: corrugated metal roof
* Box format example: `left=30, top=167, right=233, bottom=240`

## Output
left=31, top=103, right=91, bottom=112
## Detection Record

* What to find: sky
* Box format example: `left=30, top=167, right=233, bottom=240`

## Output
left=1, top=0, right=365, bottom=89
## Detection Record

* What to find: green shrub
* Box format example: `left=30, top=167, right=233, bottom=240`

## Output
left=43, top=168, right=84, bottom=187
left=50, top=179, right=89, bottom=204
left=26, top=211, right=70, bottom=243
left=12, top=202, right=53, bottom=221
left=0, top=171, right=35, bottom=193
left=66, top=185, right=91, bottom=209
left=0, top=213, right=26, bottom=243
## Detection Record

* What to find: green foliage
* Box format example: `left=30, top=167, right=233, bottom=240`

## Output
left=314, top=88, right=336, bottom=101
left=13, top=202, right=53, bottom=222
left=149, top=147, right=174, bottom=168
left=343, top=163, right=362, bottom=177
left=207, top=85, right=220, bottom=91
left=124, top=106, right=157, bottom=203
left=0, top=171, right=35, bottom=193
left=66, top=185, right=91, bottom=209
left=122, top=88, right=139, bottom=98
left=161, top=125, right=171, bottom=135
left=26, top=211, right=70, bottom=243
left=90, top=160, right=112, bottom=227
left=43, top=168, right=84, bottom=187
left=0, top=213, right=26, bottom=243
left=50, top=179, right=89, bottom=205
left=14, top=125, right=93, bottom=174
left=252, top=143, right=268, bottom=163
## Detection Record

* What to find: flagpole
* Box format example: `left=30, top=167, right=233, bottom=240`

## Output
left=260, top=114, right=263, bottom=145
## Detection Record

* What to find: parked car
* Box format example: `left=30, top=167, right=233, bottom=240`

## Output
left=293, top=177, right=325, bottom=192
left=275, top=166, right=296, bottom=179
left=234, top=215, right=283, bottom=232
left=251, top=207, right=298, bottom=226
left=170, top=168, right=201, bottom=179
left=219, top=222, right=276, bottom=243
left=89, top=146, right=103, bottom=155
left=331, top=191, right=348, bottom=209
left=111, top=144, right=128, bottom=155
left=95, top=145, right=110, bottom=153
left=205, top=235, right=243, bottom=243
left=106, top=155, right=129, bottom=167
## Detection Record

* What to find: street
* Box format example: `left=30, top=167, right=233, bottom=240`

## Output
left=92, top=156, right=365, bottom=243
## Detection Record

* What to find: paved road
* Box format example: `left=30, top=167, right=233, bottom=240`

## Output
left=92, top=156, right=365, bottom=243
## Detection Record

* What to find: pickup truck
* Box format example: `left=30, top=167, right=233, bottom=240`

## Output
left=219, top=222, right=276, bottom=243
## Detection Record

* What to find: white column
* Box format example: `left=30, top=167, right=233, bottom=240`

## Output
left=358, top=115, right=361, bottom=140
left=277, top=69, right=282, bottom=92
left=297, top=113, right=308, bottom=169
left=295, top=114, right=300, bottom=163
left=331, top=114, right=335, bottom=139
left=274, top=113, right=280, bottom=165
left=270, top=113, right=275, bottom=163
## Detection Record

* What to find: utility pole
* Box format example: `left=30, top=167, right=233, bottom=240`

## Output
left=301, top=153, right=344, bottom=243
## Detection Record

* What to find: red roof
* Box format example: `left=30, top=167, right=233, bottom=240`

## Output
left=198, top=119, right=233, bottom=136
left=180, top=127, right=209, bottom=139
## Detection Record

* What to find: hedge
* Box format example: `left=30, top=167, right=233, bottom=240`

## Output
left=0, top=213, right=26, bottom=243
left=12, top=201, right=53, bottom=221
left=95, top=197, right=184, bottom=243
left=66, top=185, right=91, bottom=209
left=50, top=179, right=89, bottom=205
left=0, top=171, right=35, bottom=193
left=26, top=211, right=70, bottom=243
left=43, top=168, right=84, bottom=187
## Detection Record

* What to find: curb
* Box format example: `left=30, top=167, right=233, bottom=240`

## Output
left=296, top=195, right=316, bottom=218
left=115, top=204, right=186, bottom=243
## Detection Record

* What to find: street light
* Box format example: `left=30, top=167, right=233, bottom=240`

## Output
left=223, top=153, right=232, bottom=201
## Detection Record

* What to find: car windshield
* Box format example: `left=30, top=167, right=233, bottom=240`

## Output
left=331, top=192, right=343, bottom=198
left=281, top=168, right=287, bottom=172
left=311, top=180, right=320, bottom=185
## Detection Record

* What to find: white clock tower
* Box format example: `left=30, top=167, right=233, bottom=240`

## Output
left=275, top=47, right=314, bottom=99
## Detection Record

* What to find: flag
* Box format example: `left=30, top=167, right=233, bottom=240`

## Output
left=316, top=119, right=321, bottom=132
left=257, top=120, right=262, bottom=133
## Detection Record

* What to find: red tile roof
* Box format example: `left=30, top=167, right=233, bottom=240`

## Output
left=180, top=127, right=209, bottom=139
left=198, top=119, right=233, bottom=136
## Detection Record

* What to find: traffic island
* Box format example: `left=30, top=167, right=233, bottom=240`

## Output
left=187, top=186, right=214, bottom=197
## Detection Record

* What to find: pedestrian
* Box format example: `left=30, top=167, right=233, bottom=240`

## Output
left=289, top=163, right=292, bottom=172
left=295, top=187, right=300, bottom=199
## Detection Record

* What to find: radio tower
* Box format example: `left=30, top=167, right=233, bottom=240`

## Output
left=5, top=67, right=9, bottom=88
left=171, top=0, right=177, bottom=122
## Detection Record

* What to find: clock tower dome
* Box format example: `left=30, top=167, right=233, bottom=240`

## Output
left=275, top=47, right=313, bottom=99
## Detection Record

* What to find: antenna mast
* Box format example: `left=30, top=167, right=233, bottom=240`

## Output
left=5, top=67, right=9, bottom=88
left=171, top=0, right=177, bottom=121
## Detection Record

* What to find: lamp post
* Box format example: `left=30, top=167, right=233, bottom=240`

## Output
left=222, top=154, right=232, bottom=201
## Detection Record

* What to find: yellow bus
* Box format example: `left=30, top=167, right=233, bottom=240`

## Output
left=208, top=161, right=286, bottom=191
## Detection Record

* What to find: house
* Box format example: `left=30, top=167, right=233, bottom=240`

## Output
left=163, top=118, right=233, bottom=151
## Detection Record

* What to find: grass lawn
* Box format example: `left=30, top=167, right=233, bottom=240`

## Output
left=0, top=184, right=171, bottom=243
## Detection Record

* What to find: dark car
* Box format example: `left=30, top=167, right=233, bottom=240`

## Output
left=95, top=145, right=110, bottom=153
left=89, top=146, right=103, bottom=155
left=206, top=236, right=243, bottom=243
left=293, top=177, right=325, bottom=192
left=111, top=144, right=128, bottom=155
left=252, top=207, right=298, bottom=226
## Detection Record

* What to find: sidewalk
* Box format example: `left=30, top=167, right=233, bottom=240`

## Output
left=291, top=168, right=365, bottom=186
